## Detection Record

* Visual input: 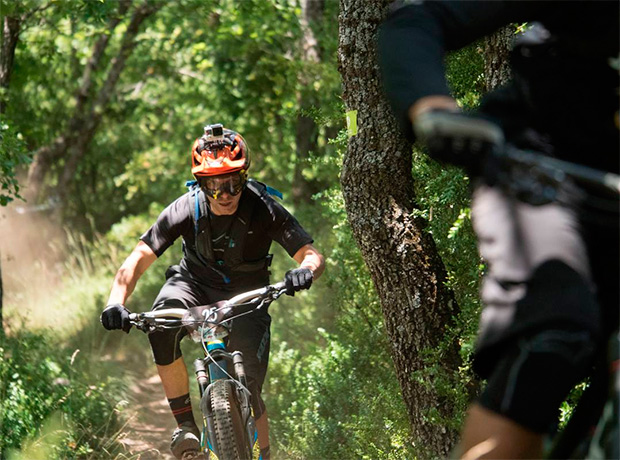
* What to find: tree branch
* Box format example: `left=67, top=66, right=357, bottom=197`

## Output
left=19, top=1, right=54, bottom=28
left=56, top=0, right=163, bottom=198
left=73, top=0, right=132, bottom=118
left=26, top=0, right=137, bottom=201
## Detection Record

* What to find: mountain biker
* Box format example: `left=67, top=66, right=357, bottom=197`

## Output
left=100, top=124, right=325, bottom=460
left=379, top=1, right=619, bottom=458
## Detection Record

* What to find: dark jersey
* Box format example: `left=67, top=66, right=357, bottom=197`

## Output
left=379, top=0, right=619, bottom=172
left=141, top=188, right=313, bottom=289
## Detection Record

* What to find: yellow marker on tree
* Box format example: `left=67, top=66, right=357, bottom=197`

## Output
left=346, top=110, right=358, bottom=137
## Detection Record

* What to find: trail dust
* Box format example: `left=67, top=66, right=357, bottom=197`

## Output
left=0, top=203, right=67, bottom=330
left=0, top=204, right=180, bottom=459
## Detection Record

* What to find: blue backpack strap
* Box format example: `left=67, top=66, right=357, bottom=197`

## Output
left=264, top=184, right=283, bottom=200
left=247, top=178, right=283, bottom=200
left=185, top=180, right=201, bottom=235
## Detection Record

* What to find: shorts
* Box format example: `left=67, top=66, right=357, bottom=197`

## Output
left=148, top=265, right=271, bottom=412
left=471, top=182, right=618, bottom=377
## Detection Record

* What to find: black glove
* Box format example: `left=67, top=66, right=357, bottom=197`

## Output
left=284, top=268, right=314, bottom=296
left=414, top=109, right=505, bottom=181
left=101, top=303, right=132, bottom=333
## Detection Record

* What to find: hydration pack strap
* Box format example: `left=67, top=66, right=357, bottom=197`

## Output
left=185, top=180, right=231, bottom=284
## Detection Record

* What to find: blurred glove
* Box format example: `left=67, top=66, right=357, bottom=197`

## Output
left=101, top=303, right=132, bottom=333
left=284, top=268, right=314, bottom=296
left=414, top=109, right=505, bottom=181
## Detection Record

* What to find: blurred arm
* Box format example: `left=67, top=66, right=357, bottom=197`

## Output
left=378, top=0, right=541, bottom=138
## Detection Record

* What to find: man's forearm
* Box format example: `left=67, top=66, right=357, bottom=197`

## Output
left=300, top=252, right=325, bottom=280
left=107, top=265, right=140, bottom=305
left=106, top=241, right=157, bottom=306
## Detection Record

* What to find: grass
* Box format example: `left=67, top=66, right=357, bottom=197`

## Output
left=0, top=225, right=144, bottom=459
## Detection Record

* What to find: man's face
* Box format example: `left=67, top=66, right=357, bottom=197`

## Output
left=201, top=172, right=245, bottom=215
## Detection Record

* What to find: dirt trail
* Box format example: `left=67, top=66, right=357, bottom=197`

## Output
left=119, top=373, right=177, bottom=459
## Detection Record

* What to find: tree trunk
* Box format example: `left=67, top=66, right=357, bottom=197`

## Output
left=338, top=1, right=461, bottom=457
left=0, top=15, right=21, bottom=114
left=484, top=26, right=513, bottom=91
left=292, top=0, right=324, bottom=205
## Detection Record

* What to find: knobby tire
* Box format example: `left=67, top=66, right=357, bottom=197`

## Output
left=211, top=379, right=250, bottom=460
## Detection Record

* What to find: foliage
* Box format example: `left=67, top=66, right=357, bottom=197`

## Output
left=6, top=0, right=343, bottom=230
left=445, top=42, right=486, bottom=108
left=267, top=173, right=417, bottom=460
left=0, top=116, right=30, bottom=205
left=0, top=225, right=151, bottom=459
left=0, top=328, right=125, bottom=458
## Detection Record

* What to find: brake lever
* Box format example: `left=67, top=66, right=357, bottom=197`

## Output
left=254, top=298, right=269, bottom=311
left=134, top=321, right=155, bottom=333
left=255, top=286, right=287, bottom=310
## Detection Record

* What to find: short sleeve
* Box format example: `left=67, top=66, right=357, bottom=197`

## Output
left=263, top=196, right=314, bottom=258
left=140, top=194, right=192, bottom=256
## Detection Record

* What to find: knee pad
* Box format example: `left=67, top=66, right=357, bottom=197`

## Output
left=149, top=327, right=186, bottom=365
left=479, top=328, right=596, bottom=433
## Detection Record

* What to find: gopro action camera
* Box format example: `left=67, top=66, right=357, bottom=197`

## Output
left=204, top=123, right=225, bottom=143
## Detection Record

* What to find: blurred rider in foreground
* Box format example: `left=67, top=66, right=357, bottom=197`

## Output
left=379, top=1, right=619, bottom=458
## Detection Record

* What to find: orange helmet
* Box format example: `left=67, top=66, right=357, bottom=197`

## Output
left=191, top=124, right=251, bottom=178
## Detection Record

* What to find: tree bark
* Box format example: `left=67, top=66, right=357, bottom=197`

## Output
left=338, top=1, right=461, bottom=457
left=26, top=0, right=161, bottom=203
left=0, top=15, right=21, bottom=114
left=484, top=25, right=513, bottom=91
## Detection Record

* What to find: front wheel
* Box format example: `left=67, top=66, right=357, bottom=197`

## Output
left=210, top=379, right=252, bottom=460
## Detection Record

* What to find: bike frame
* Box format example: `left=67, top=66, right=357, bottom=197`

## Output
left=193, top=305, right=258, bottom=457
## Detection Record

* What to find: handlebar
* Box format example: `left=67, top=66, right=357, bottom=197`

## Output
left=501, top=146, right=620, bottom=196
left=128, top=280, right=289, bottom=332
left=413, top=110, right=620, bottom=203
left=493, top=146, right=620, bottom=208
left=224, top=281, right=287, bottom=308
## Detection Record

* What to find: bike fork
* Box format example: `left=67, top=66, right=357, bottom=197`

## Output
left=233, top=351, right=258, bottom=455
left=194, top=359, right=217, bottom=457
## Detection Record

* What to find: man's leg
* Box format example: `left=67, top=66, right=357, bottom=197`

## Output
left=158, top=357, right=197, bottom=429
left=148, top=267, right=204, bottom=458
left=153, top=355, right=201, bottom=459
left=255, top=411, right=271, bottom=459
left=457, top=404, right=542, bottom=459
left=149, top=267, right=203, bottom=428
left=150, top=328, right=198, bottom=429
left=463, top=185, right=601, bottom=458
left=158, top=356, right=190, bottom=398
